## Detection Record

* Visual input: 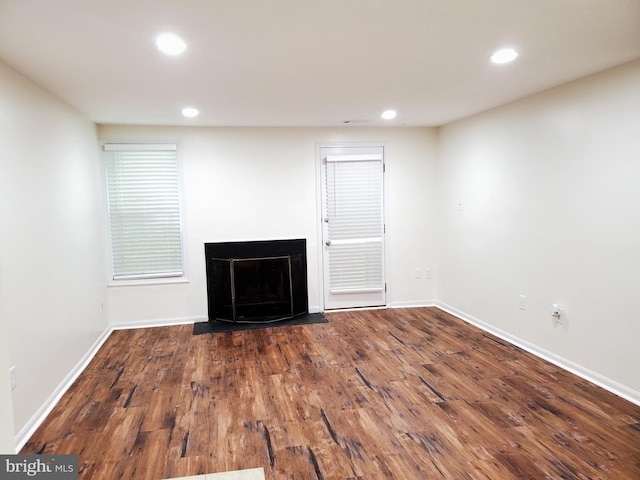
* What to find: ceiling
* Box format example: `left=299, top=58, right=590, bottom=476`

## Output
left=1, top=0, right=639, bottom=127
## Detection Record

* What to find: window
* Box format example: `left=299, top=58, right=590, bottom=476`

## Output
left=103, top=143, right=185, bottom=282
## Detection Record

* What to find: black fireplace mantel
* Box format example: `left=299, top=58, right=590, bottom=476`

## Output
left=204, top=239, right=308, bottom=324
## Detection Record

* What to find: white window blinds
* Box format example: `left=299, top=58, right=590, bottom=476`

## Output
left=325, top=154, right=384, bottom=293
left=104, top=144, right=184, bottom=281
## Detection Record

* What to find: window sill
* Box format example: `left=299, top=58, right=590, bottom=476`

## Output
left=108, top=276, right=189, bottom=287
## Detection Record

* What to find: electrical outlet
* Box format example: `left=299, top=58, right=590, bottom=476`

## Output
left=9, top=366, right=16, bottom=390
left=413, top=268, right=422, bottom=279
left=424, top=268, right=433, bottom=279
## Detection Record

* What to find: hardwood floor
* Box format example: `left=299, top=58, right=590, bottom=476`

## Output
left=22, top=307, right=640, bottom=479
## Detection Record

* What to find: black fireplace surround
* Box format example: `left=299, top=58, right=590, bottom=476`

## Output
left=205, top=239, right=308, bottom=323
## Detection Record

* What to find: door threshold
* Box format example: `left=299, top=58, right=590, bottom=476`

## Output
left=322, top=305, right=388, bottom=313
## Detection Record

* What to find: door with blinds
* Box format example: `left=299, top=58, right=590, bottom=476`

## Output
left=320, top=146, right=386, bottom=310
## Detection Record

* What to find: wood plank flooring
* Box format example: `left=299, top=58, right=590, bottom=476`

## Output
left=21, top=307, right=640, bottom=479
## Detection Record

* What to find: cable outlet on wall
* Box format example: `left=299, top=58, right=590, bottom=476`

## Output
left=457, top=198, right=464, bottom=212
left=551, top=304, right=564, bottom=327
left=9, top=366, right=16, bottom=390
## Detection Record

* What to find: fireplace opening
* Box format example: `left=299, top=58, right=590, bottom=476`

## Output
left=205, top=239, right=308, bottom=323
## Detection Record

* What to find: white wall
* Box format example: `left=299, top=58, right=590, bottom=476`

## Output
left=5, top=52, right=638, bottom=448
left=97, top=125, right=439, bottom=324
left=0, top=61, right=107, bottom=439
left=0, top=314, right=15, bottom=452
left=437, top=60, right=640, bottom=394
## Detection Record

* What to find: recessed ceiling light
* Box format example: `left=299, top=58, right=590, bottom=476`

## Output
left=156, top=33, right=187, bottom=55
left=381, top=109, right=397, bottom=120
left=490, top=48, right=519, bottom=64
left=181, top=107, right=199, bottom=118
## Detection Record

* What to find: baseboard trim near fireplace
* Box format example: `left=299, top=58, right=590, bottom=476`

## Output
left=110, top=308, right=323, bottom=330
left=110, top=315, right=207, bottom=331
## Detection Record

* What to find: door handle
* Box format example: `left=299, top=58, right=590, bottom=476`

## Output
left=325, top=240, right=331, bottom=246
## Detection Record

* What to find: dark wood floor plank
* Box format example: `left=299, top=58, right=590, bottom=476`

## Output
left=21, top=307, right=640, bottom=479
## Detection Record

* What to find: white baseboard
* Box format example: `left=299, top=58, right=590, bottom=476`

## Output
left=389, top=300, right=438, bottom=309
left=322, top=301, right=438, bottom=313
left=434, top=301, right=640, bottom=407
left=14, top=315, right=205, bottom=452
left=112, top=311, right=324, bottom=330
left=110, top=315, right=204, bottom=331
left=17, top=303, right=639, bottom=452
left=15, top=327, right=114, bottom=452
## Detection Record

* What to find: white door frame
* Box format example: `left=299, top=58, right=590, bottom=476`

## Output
left=315, top=142, right=389, bottom=311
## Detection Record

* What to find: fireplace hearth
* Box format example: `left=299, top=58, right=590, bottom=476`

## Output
left=205, top=239, right=308, bottom=323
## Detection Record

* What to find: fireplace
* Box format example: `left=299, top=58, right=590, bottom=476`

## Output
left=205, top=239, right=308, bottom=323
